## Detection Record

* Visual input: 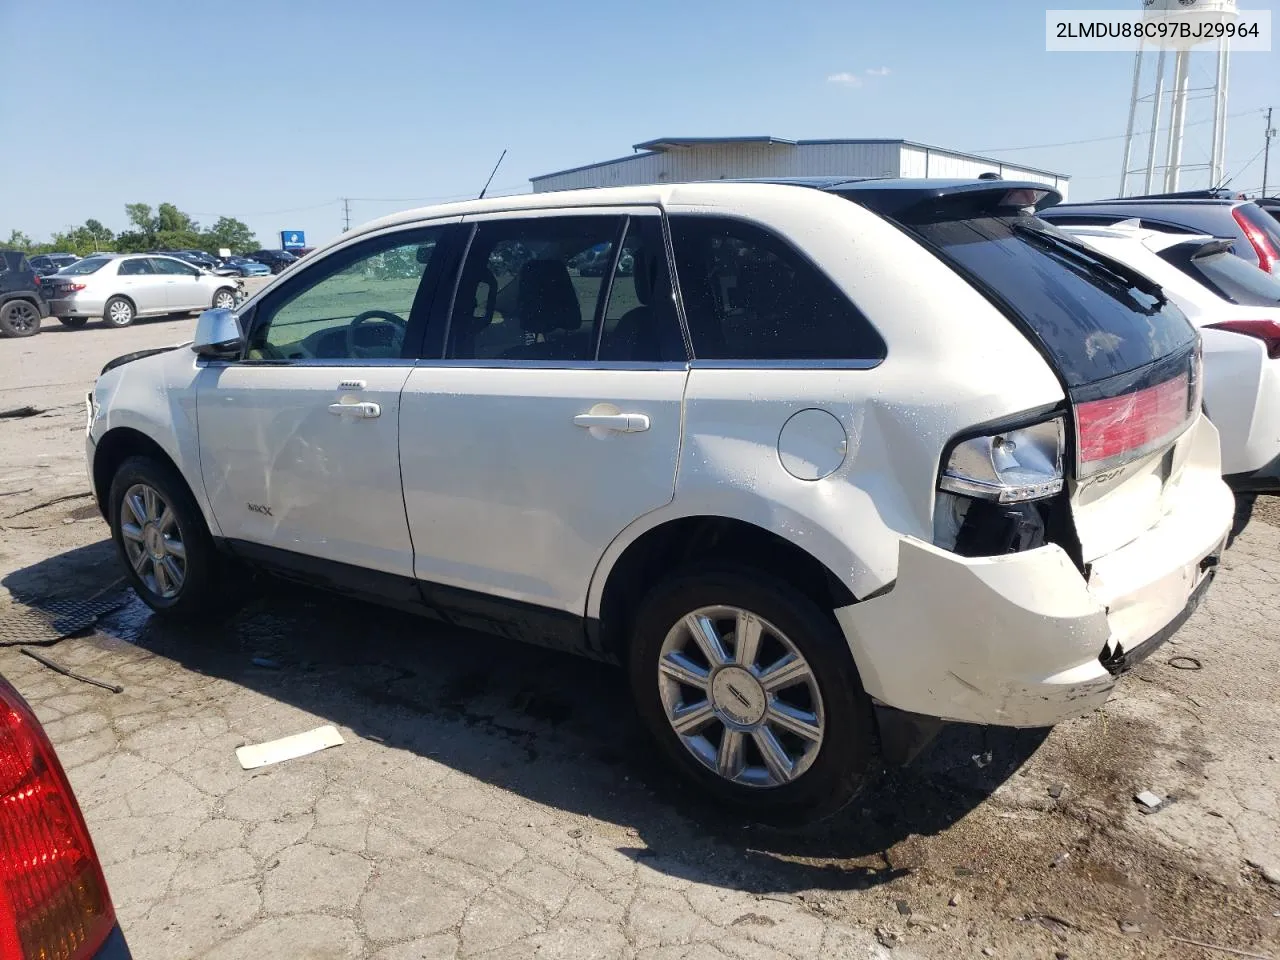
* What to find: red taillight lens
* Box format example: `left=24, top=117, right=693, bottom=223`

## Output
left=0, top=683, right=115, bottom=960
left=66, top=284, right=86, bottom=293
left=1076, top=369, right=1194, bottom=476
left=1233, top=208, right=1280, bottom=275
left=1206, top=318, right=1280, bottom=360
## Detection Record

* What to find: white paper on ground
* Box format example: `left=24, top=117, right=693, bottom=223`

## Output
left=236, top=724, right=345, bottom=770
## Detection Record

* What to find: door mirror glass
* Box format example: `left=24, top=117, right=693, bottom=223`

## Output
left=192, top=308, right=244, bottom=359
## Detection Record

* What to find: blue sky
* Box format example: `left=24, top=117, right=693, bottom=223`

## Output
left=1, top=0, right=1275, bottom=248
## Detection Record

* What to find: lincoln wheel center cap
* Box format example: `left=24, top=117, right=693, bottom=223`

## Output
left=144, top=525, right=165, bottom=560
left=711, top=667, right=767, bottom=727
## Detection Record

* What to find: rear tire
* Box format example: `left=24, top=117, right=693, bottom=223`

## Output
left=58, top=316, right=89, bottom=329
left=108, top=455, right=230, bottom=621
left=629, top=566, right=878, bottom=825
left=212, top=287, right=236, bottom=310
left=103, top=296, right=135, bottom=328
left=0, top=299, right=41, bottom=337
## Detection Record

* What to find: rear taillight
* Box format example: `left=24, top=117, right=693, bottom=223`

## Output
left=0, top=682, right=115, bottom=960
left=1076, top=361, right=1197, bottom=478
left=1206, top=318, right=1280, bottom=360
left=1233, top=208, right=1279, bottom=274
left=65, top=284, right=86, bottom=293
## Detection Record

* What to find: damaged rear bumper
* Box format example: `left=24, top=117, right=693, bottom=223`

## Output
left=835, top=475, right=1230, bottom=728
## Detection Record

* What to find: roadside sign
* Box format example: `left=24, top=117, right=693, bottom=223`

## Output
left=218, top=248, right=231, bottom=259
left=280, top=231, right=306, bottom=250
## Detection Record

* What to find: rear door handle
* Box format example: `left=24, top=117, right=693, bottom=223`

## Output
left=328, top=401, right=381, bottom=419
left=573, top=413, right=650, bottom=433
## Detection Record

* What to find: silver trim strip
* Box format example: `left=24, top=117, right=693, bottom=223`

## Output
left=411, top=359, right=689, bottom=371
left=688, top=358, right=883, bottom=371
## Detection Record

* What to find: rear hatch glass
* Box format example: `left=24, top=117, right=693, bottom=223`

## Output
left=1169, top=245, right=1280, bottom=308
left=908, top=217, right=1196, bottom=388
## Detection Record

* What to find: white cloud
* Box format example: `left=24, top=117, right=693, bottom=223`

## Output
left=865, top=66, right=892, bottom=76
left=826, top=72, right=863, bottom=87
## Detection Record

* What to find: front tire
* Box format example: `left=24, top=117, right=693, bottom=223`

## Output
left=212, top=287, right=237, bottom=310
left=58, top=316, right=89, bottom=329
left=629, top=567, right=878, bottom=824
left=0, top=299, right=42, bottom=337
left=103, top=296, right=135, bottom=328
left=108, top=455, right=224, bottom=620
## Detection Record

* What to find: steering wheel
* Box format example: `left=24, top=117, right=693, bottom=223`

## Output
left=346, top=310, right=407, bottom=359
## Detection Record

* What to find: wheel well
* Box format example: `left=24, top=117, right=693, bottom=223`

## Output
left=105, top=294, right=136, bottom=311
left=596, top=516, right=857, bottom=661
left=1, top=295, right=40, bottom=311
left=92, top=428, right=184, bottom=517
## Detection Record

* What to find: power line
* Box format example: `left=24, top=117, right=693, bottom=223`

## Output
left=970, top=107, right=1266, bottom=154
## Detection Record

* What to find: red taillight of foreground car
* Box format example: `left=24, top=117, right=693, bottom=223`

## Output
left=0, top=682, right=115, bottom=960
left=1233, top=207, right=1280, bottom=275
left=64, top=284, right=87, bottom=293
left=1207, top=318, right=1280, bottom=360
left=1076, top=369, right=1194, bottom=476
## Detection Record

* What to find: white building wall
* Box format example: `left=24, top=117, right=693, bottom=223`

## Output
left=899, top=145, right=1070, bottom=200
left=532, top=141, right=1069, bottom=200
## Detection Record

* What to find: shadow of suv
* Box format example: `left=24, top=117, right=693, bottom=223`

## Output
left=0, top=250, right=49, bottom=337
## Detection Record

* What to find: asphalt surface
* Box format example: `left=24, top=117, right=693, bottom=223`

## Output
left=0, top=312, right=1277, bottom=960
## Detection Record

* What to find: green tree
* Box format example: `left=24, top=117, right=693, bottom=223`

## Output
left=5, top=229, right=33, bottom=250
left=156, top=202, right=198, bottom=234
left=202, top=216, right=257, bottom=254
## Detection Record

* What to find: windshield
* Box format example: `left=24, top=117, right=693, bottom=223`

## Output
left=1181, top=249, right=1280, bottom=307
left=60, top=257, right=109, bottom=275
left=910, top=216, right=1197, bottom=387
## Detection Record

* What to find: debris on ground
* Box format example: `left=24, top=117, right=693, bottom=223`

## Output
left=1051, top=852, right=1070, bottom=869
left=1118, top=920, right=1142, bottom=935
left=250, top=656, right=282, bottom=670
left=1048, top=782, right=1065, bottom=799
left=895, top=899, right=912, bottom=916
left=1135, top=790, right=1165, bottom=811
left=0, top=406, right=43, bottom=420
left=948, top=893, right=960, bottom=907
left=235, top=724, right=345, bottom=770
left=20, top=647, right=123, bottom=693
left=972, top=751, right=992, bottom=768
left=1169, top=655, right=1203, bottom=671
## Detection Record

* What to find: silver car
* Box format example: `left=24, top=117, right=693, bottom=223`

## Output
left=42, top=254, right=241, bottom=329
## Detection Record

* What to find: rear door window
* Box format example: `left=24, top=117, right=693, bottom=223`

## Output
left=668, top=215, right=886, bottom=362
left=118, top=258, right=156, bottom=276
left=446, top=215, right=624, bottom=362
left=910, top=217, right=1196, bottom=386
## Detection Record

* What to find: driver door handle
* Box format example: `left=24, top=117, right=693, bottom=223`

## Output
left=328, top=401, right=381, bottom=419
left=573, top=413, right=649, bottom=433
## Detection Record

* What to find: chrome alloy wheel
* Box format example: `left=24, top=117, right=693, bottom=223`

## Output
left=119, top=483, right=187, bottom=599
left=213, top=289, right=236, bottom=309
left=657, top=605, right=825, bottom=788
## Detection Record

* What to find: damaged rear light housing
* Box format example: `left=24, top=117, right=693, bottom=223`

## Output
left=940, top=417, right=1065, bottom=502
left=935, top=413, right=1071, bottom=558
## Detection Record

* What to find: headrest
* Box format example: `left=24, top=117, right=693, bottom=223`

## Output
left=517, top=260, right=581, bottom=334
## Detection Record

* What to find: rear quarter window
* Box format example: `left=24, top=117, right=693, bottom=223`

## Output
left=668, top=215, right=886, bottom=362
left=912, top=217, right=1197, bottom=387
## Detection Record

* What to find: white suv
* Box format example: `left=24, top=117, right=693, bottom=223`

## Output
left=85, top=180, right=1233, bottom=821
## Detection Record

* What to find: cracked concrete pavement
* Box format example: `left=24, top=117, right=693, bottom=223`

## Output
left=1, top=315, right=1278, bottom=959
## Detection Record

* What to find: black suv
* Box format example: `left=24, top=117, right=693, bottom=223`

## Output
left=247, top=249, right=298, bottom=274
left=0, top=250, right=49, bottom=337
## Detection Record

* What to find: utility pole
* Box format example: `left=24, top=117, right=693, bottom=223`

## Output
left=1263, top=107, right=1275, bottom=198
left=342, top=198, right=351, bottom=233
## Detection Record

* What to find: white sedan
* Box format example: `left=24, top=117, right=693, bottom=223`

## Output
left=1059, top=221, right=1280, bottom=498
left=41, top=254, right=241, bottom=330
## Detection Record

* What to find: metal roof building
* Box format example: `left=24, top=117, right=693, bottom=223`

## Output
left=531, top=137, right=1071, bottom=199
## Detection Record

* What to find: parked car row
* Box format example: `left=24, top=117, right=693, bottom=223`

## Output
left=86, top=176, right=1271, bottom=823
